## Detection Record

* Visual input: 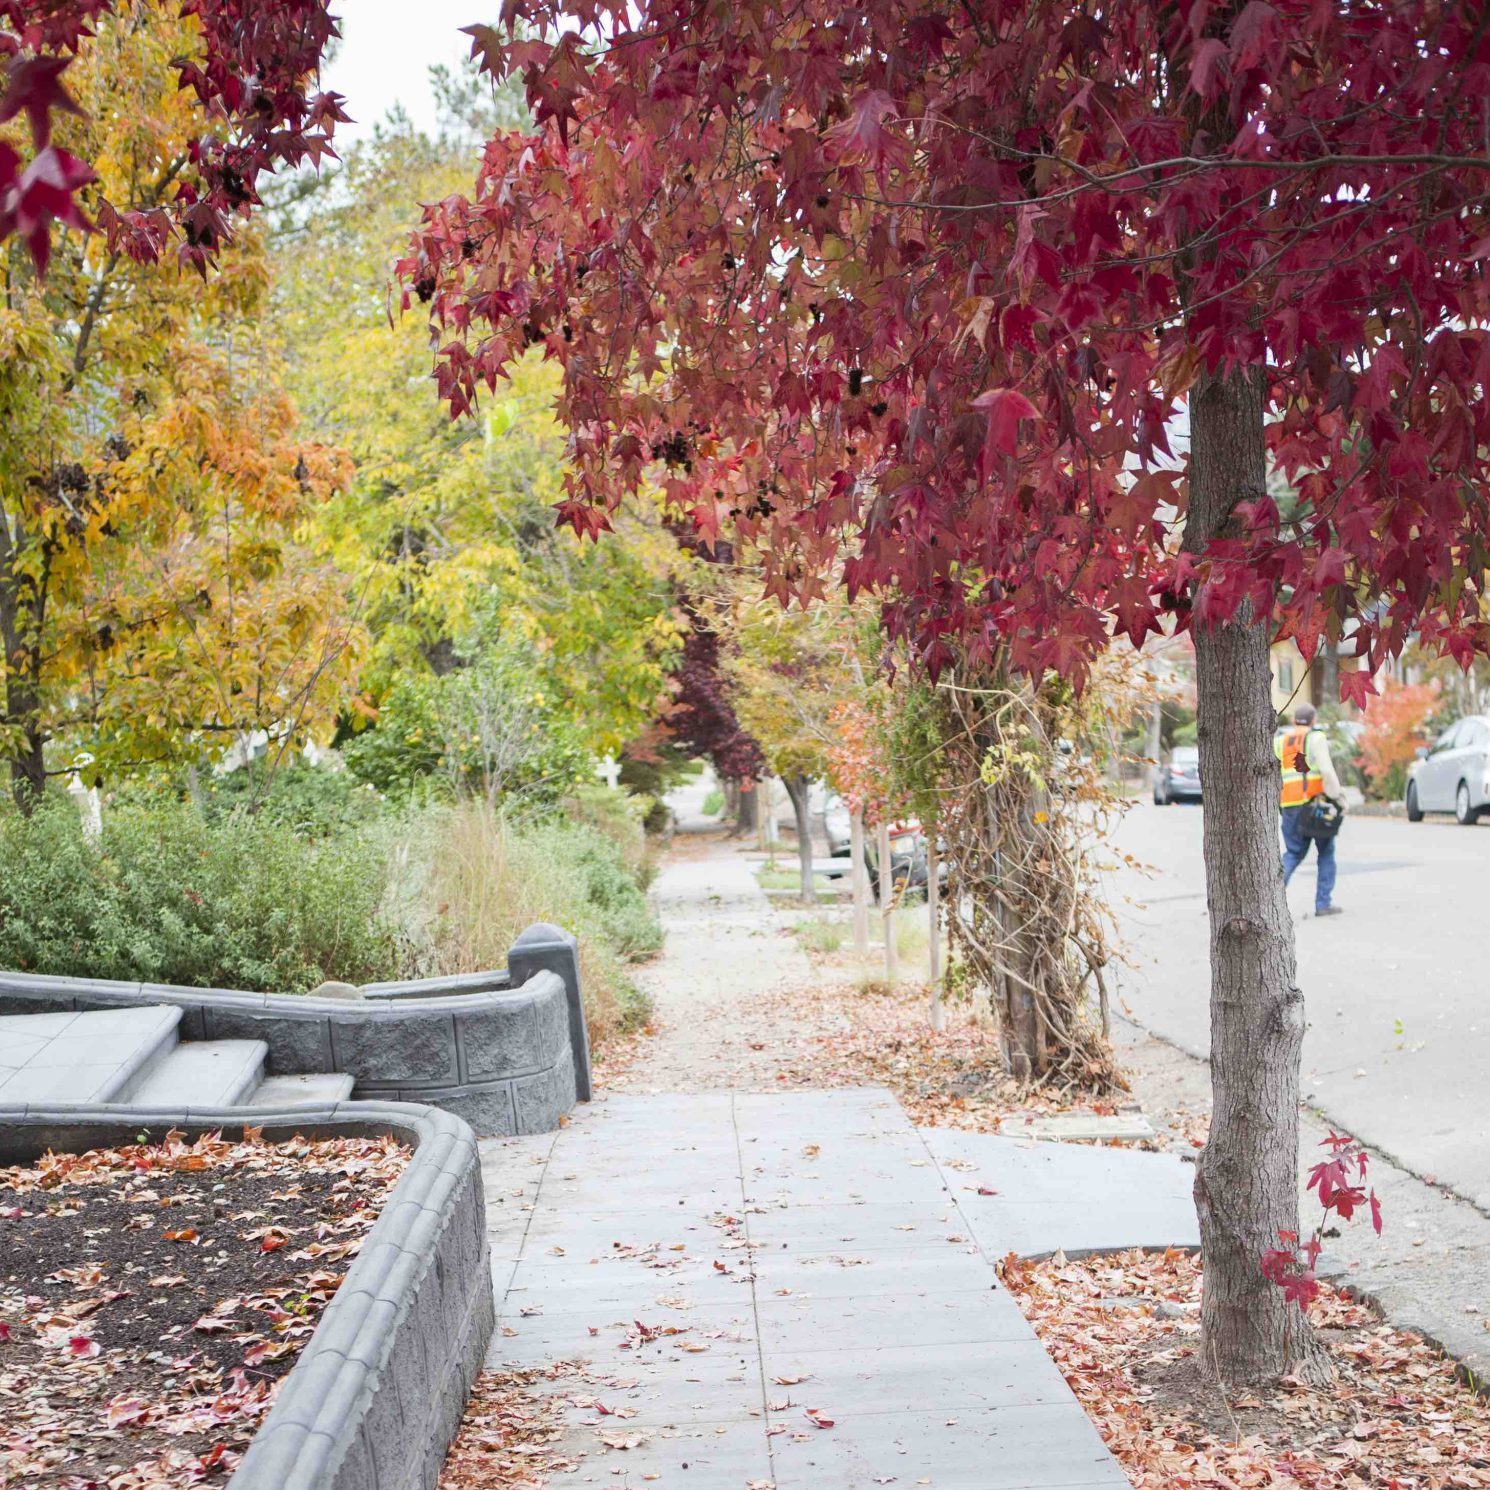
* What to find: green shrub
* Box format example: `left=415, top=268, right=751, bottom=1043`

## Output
left=172, top=762, right=384, bottom=839
left=0, top=799, right=404, bottom=992
left=521, top=820, right=664, bottom=960
left=701, top=787, right=724, bottom=816
left=343, top=645, right=590, bottom=808
left=564, top=784, right=657, bottom=890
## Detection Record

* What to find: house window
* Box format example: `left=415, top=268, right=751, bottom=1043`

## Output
left=1276, top=659, right=1294, bottom=693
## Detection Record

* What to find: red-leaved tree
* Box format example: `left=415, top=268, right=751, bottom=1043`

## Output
left=1, top=1, right=343, bottom=271
left=400, top=2, right=1490, bottom=1384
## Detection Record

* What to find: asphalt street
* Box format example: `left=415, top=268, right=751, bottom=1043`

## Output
left=1107, top=800, right=1490, bottom=1213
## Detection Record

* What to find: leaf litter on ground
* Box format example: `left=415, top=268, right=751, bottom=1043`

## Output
left=1001, top=1246, right=1490, bottom=1488
left=0, top=1126, right=407, bottom=1489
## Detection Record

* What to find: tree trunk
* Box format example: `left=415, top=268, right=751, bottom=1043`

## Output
left=850, top=807, right=871, bottom=956
left=783, top=773, right=817, bottom=905
left=877, top=817, right=898, bottom=982
left=1186, top=367, right=1324, bottom=1386
left=927, top=835, right=945, bottom=1030
left=734, top=779, right=757, bottom=836
left=8, top=709, right=45, bottom=815
left=1, top=585, right=45, bottom=816
left=759, top=778, right=779, bottom=849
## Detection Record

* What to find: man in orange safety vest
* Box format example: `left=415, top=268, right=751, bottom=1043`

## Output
left=1276, top=702, right=1345, bottom=918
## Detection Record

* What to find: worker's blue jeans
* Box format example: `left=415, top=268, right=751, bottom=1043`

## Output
left=1281, top=804, right=1335, bottom=913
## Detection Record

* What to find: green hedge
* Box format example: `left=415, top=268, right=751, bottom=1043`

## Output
left=0, top=801, right=402, bottom=993
left=0, top=789, right=663, bottom=1037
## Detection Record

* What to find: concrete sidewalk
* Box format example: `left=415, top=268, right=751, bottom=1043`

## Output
left=479, top=1089, right=1170, bottom=1489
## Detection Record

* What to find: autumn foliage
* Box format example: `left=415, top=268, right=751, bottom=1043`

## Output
left=1357, top=680, right=1440, bottom=799
left=405, top=3, right=1490, bottom=698
left=1, top=0, right=343, bottom=272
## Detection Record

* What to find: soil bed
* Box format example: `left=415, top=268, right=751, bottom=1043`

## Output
left=1002, top=1247, right=1490, bottom=1488
left=0, top=1126, right=408, bottom=1489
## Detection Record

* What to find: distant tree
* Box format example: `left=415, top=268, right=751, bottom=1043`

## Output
left=1359, top=682, right=1440, bottom=804
left=666, top=599, right=766, bottom=794
left=272, top=119, right=682, bottom=759
left=713, top=579, right=866, bottom=903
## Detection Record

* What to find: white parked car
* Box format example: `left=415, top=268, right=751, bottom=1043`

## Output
left=1406, top=715, right=1490, bottom=825
left=821, top=790, right=853, bottom=856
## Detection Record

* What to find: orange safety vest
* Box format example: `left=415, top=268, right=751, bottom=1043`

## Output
left=1276, top=727, right=1325, bottom=807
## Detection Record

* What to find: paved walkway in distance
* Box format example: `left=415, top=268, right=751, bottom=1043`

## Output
left=481, top=1089, right=1131, bottom=1490
left=616, top=792, right=819, bottom=1094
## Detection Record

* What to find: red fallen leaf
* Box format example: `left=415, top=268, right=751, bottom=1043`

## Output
left=260, top=1235, right=287, bottom=1253
left=804, top=1406, right=835, bottom=1428
left=0, top=1205, right=21, bottom=1219
left=69, top=1334, right=101, bottom=1357
left=164, top=1228, right=200, bottom=1243
left=0, top=1322, right=9, bottom=1341
left=106, top=1396, right=152, bottom=1428
left=195, top=1442, right=236, bottom=1477
left=977, top=1187, right=999, bottom=1196
left=243, top=1338, right=295, bottom=1366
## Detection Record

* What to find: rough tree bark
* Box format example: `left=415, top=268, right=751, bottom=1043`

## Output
left=782, top=773, right=817, bottom=905
left=927, top=835, right=945, bottom=1030
left=876, top=816, right=898, bottom=982
left=733, top=779, right=758, bottom=836
left=849, top=807, right=871, bottom=956
left=0, top=564, right=46, bottom=816
left=1186, top=368, right=1325, bottom=1385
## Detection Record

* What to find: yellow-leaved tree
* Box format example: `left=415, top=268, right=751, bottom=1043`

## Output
left=271, top=91, right=683, bottom=765
left=0, top=0, right=359, bottom=808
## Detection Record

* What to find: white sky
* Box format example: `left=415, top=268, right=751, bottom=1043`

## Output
left=322, top=0, right=485, bottom=143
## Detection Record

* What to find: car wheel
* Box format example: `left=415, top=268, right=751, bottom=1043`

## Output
left=1405, top=782, right=1423, bottom=822
left=1456, top=780, right=1479, bottom=825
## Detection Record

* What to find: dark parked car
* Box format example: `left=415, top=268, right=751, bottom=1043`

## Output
left=1153, top=745, right=1202, bottom=805
left=866, top=821, right=952, bottom=898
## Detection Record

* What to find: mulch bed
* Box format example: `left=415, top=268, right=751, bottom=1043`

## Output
left=757, top=977, right=1098, bottom=1130
left=1002, top=1247, right=1490, bottom=1488
left=0, top=1127, right=408, bottom=1489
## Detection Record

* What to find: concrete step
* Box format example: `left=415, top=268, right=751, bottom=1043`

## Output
left=0, top=1005, right=181, bottom=1105
left=124, top=1039, right=267, bottom=1107
left=249, top=1072, right=355, bottom=1106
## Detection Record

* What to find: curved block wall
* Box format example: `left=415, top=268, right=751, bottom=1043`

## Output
left=0, top=923, right=590, bottom=1137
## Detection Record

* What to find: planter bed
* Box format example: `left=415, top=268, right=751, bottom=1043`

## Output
left=0, top=1103, right=494, bottom=1490
left=1, top=1125, right=407, bottom=1488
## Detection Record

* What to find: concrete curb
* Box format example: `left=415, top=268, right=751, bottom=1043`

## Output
left=0, top=920, right=591, bottom=1136
left=0, top=1101, right=495, bottom=1490
left=1318, top=1251, right=1490, bottom=1392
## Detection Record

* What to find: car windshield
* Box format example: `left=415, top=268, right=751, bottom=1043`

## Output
left=1173, top=748, right=1199, bottom=765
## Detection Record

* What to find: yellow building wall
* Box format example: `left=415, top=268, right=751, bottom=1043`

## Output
left=1269, top=638, right=1308, bottom=714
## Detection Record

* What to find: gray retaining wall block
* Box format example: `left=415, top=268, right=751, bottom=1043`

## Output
left=0, top=1100, right=494, bottom=1490
left=0, top=920, right=591, bottom=1136
left=507, top=922, right=592, bottom=1102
